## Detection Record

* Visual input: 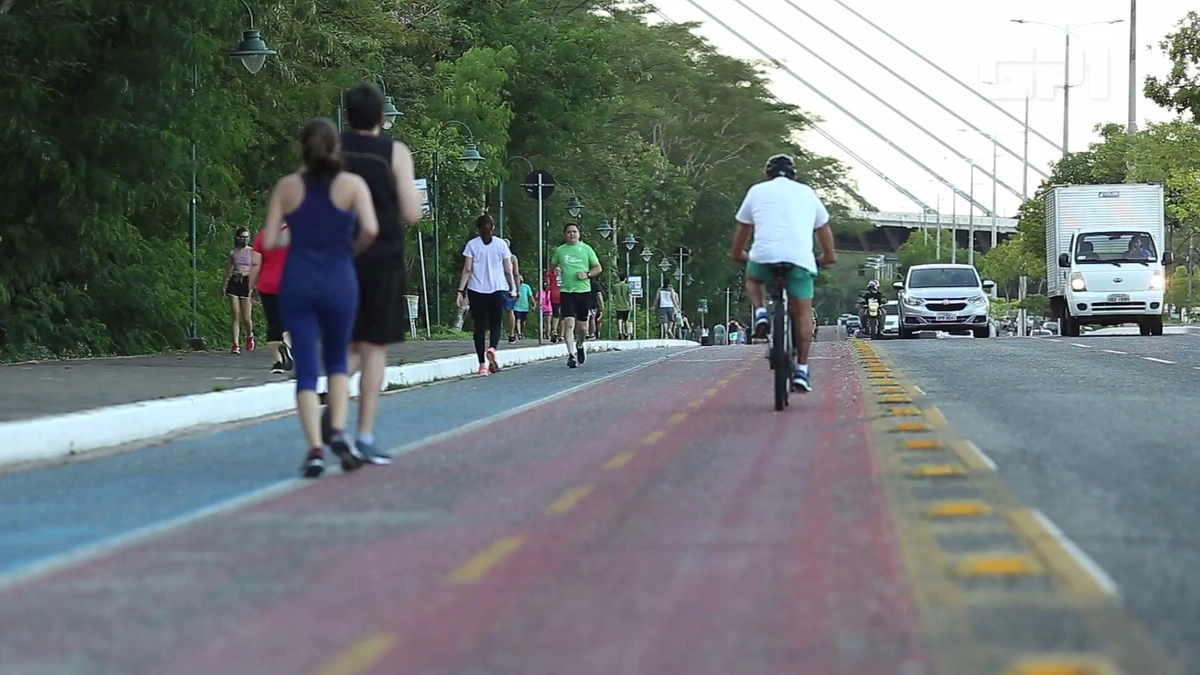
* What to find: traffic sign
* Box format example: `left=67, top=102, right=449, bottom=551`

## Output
left=523, top=170, right=555, bottom=200
left=629, top=275, right=644, bottom=299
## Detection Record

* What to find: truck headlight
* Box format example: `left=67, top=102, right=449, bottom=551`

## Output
left=1069, top=273, right=1087, bottom=291
left=902, top=295, right=924, bottom=307
left=1149, top=272, right=1164, bottom=290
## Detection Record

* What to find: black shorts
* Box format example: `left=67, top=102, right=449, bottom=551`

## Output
left=551, top=302, right=562, bottom=318
left=559, top=292, right=591, bottom=321
left=616, top=310, right=630, bottom=321
left=259, top=292, right=285, bottom=342
left=226, top=275, right=250, bottom=298
left=353, top=265, right=407, bottom=345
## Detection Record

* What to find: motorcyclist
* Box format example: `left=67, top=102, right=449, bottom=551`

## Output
left=858, top=280, right=885, bottom=334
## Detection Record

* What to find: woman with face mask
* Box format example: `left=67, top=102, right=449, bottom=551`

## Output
left=224, top=227, right=256, bottom=354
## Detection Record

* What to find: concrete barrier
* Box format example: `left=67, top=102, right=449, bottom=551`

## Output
left=0, top=339, right=696, bottom=468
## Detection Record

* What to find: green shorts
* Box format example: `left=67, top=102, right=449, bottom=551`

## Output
left=746, top=261, right=815, bottom=301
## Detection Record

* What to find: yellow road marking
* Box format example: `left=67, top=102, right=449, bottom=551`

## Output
left=668, top=412, right=688, bottom=424
left=545, top=485, right=593, bottom=514
left=954, top=554, right=1043, bottom=577
left=687, top=399, right=704, bottom=409
left=881, top=395, right=913, bottom=404
left=705, top=387, right=719, bottom=395
left=310, top=634, right=398, bottom=675
left=449, top=535, right=527, bottom=584
left=902, top=439, right=940, bottom=451
left=641, top=430, right=666, bottom=444
left=1002, top=656, right=1122, bottom=675
left=908, top=464, right=964, bottom=478
left=717, top=378, right=729, bottom=386
left=604, top=451, right=635, bottom=469
left=925, top=501, right=991, bottom=518
left=891, top=423, right=929, bottom=432
left=886, top=407, right=922, bottom=416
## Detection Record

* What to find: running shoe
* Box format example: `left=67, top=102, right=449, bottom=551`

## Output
left=567, top=355, right=578, bottom=369
left=246, top=335, right=256, bottom=352
left=476, top=364, right=490, bottom=376
left=577, top=346, right=586, bottom=364
left=792, top=368, right=812, bottom=393
left=301, top=448, right=325, bottom=479
left=231, top=343, right=240, bottom=355
left=279, top=343, right=294, bottom=370
left=486, top=347, right=500, bottom=373
left=270, top=361, right=285, bottom=374
left=356, top=438, right=392, bottom=466
left=329, top=433, right=365, bottom=472
left=753, top=307, right=769, bottom=339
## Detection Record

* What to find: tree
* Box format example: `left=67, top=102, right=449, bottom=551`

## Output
left=976, top=233, right=1041, bottom=298
left=1145, top=11, right=1200, bottom=121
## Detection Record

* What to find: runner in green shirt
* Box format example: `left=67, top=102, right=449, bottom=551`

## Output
left=550, top=223, right=602, bottom=368
left=611, top=274, right=633, bottom=339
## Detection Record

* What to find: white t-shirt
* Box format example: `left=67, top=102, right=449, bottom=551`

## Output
left=734, top=177, right=830, bottom=274
left=462, top=236, right=512, bottom=294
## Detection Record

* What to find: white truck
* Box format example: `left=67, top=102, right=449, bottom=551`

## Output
left=1045, top=183, right=1172, bottom=337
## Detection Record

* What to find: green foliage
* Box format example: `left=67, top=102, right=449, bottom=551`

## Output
left=1018, top=294, right=1048, bottom=316
left=1166, top=265, right=1200, bottom=308
left=1145, top=11, right=1200, bottom=121
left=896, top=236, right=970, bottom=274
left=0, top=0, right=857, bottom=360
left=976, top=233, right=1040, bottom=297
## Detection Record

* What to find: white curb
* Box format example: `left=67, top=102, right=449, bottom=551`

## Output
left=0, top=339, right=697, bottom=467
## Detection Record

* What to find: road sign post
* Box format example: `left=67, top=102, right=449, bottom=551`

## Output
left=523, top=169, right=556, bottom=345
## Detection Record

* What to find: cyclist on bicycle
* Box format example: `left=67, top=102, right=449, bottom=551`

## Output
left=729, top=154, right=836, bottom=392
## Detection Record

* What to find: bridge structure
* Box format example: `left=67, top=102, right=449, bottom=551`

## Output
left=835, top=210, right=1020, bottom=254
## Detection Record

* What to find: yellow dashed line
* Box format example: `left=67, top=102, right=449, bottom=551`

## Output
left=604, top=451, right=635, bottom=469
left=908, top=464, right=964, bottom=478
left=717, top=378, right=729, bottom=386
left=954, top=554, right=1044, bottom=577
left=891, top=423, right=929, bottom=432
left=1002, top=656, right=1122, bottom=675
left=641, top=430, right=666, bottom=444
left=925, top=501, right=991, bottom=518
left=668, top=412, right=688, bottom=424
left=545, top=485, right=594, bottom=514
left=309, top=634, right=398, bottom=675
left=902, top=439, right=940, bottom=451
left=705, top=387, right=719, bottom=395
left=449, top=535, right=527, bottom=584
left=686, top=399, right=704, bottom=409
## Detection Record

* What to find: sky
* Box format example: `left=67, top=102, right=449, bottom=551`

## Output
left=649, top=0, right=1183, bottom=218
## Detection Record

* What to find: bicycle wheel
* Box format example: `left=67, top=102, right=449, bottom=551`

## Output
left=773, top=296, right=789, bottom=411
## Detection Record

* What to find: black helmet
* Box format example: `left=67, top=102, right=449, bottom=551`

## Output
left=764, top=153, right=796, bottom=179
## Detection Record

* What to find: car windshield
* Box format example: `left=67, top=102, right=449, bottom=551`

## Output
left=907, top=268, right=980, bottom=289
left=1074, top=231, right=1157, bottom=263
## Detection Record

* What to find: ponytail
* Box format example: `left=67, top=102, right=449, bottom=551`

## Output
left=300, top=117, right=342, bottom=180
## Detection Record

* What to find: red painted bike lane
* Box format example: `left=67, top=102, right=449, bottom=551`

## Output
left=0, top=343, right=931, bottom=675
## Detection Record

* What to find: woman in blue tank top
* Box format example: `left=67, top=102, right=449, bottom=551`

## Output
left=259, top=117, right=380, bottom=478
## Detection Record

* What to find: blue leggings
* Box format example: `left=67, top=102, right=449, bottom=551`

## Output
left=279, top=285, right=358, bottom=392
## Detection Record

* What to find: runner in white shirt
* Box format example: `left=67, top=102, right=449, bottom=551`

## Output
left=457, top=214, right=517, bottom=375
left=729, top=154, right=836, bottom=392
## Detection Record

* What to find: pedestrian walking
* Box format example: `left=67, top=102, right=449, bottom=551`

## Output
left=249, top=223, right=293, bottom=373
left=457, top=214, right=517, bottom=375
left=260, top=116, right=380, bottom=478
left=224, top=227, right=256, bottom=354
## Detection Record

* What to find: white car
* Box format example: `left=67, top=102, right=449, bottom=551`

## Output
left=893, top=264, right=995, bottom=339
left=882, top=301, right=899, bottom=337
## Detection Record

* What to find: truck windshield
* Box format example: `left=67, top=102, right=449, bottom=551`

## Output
left=1074, top=231, right=1157, bottom=263
left=907, top=268, right=980, bottom=288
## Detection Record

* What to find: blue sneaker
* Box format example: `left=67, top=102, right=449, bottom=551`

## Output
left=792, top=367, right=812, bottom=392
left=357, top=438, right=392, bottom=466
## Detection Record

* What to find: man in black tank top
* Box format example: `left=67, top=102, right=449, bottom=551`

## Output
left=320, top=83, right=424, bottom=465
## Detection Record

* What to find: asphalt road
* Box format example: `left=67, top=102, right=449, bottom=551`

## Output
left=0, top=341, right=933, bottom=675
left=875, top=332, right=1200, bottom=672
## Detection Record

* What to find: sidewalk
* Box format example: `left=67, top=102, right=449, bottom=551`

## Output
left=0, top=340, right=518, bottom=422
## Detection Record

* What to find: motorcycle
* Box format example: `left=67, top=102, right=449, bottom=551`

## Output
left=863, top=298, right=883, bottom=339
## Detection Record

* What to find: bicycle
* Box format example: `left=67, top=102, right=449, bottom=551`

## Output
left=767, top=263, right=795, bottom=411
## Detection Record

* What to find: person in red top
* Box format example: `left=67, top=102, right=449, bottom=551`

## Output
left=546, top=266, right=562, bottom=343
left=249, top=224, right=294, bottom=373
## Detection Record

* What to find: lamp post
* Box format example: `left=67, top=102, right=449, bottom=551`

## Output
left=333, top=78, right=401, bottom=133
left=429, top=120, right=484, bottom=325
left=188, top=1, right=274, bottom=346
left=596, top=216, right=618, bottom=340
left=497, top=155, right=535, bottom=239
left=641, top=246, right=654, bottom=339
left=1010, top=17, right=1124, bottom=156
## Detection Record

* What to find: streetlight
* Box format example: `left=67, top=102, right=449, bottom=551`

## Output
left=1010, top=17, right=1124, bottom=155
left=229, top=1, right=277, bottom=74
left=186, top=0, right=274, bottom=347
left=496, top=155, right=535, bottom=239
left=597, top=219, right=615, bottom=240
left=957, top=129, right=1000, bottom=249
left=429, top=120, right=485, bottom=324
left=981, top=81, right=1031, bottom=199
left=566, top=196, right=584, bottom=219
left=641, top=246, right=654, bottom=339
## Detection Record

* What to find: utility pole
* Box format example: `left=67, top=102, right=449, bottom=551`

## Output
left=991, top=135, right=999, bottom=249
left=968, top=163, right=976, bottom=266
left=1128, top=0, right=1138, bottom=134
left=1023, top=95, right=1031, bottom=198
left=1063, top=30, right=1071, bottom=155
